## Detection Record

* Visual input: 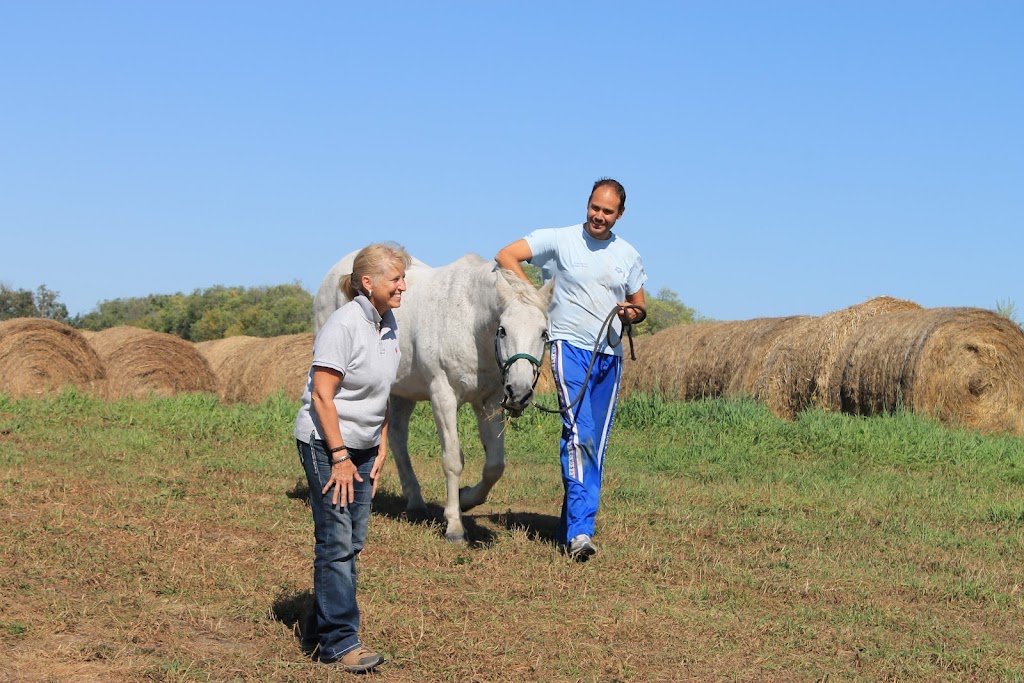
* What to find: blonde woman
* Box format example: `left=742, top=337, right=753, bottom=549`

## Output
left=294, top=242, right=410, bottom=673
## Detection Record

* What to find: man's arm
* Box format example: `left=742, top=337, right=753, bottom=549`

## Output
left=494, top=239, right=534, bottom=285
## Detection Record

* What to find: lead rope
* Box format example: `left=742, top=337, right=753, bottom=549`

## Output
left=532, top=304, right=646, bottom=415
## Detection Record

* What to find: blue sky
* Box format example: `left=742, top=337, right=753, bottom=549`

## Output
left=2, top=2, right=1021, bottom=322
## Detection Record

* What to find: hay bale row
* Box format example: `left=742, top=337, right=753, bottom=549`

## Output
left=0, top=319, right=312, bottom=404
left=83, top=326, right=218, bottom=399
left=621, top=298, right=1024, bottom=435
left=196, top=333, right=312, bottom=404
left=0, top=318, right=106, bottom=398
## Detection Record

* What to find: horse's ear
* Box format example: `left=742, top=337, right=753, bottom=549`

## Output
left=494, top=267, right=518, bottom=301
left=538, top=276, right=555, bottom=306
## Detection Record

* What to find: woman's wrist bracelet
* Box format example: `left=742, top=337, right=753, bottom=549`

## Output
left=331, top=453, right=352, bottom=466
left=327, top=445, right=347, bottom=455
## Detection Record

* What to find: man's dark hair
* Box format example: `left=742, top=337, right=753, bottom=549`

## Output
left=590, top=178, right=626, bottom=212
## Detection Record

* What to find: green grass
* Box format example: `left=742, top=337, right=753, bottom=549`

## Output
left=1, top=388, right=1023, bottom=681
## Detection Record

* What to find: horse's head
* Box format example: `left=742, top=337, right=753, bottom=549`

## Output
left=493, top=269, right=555, bottom=416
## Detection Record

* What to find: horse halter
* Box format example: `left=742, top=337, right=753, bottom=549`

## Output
left=494, top=325, right=547, bottom=391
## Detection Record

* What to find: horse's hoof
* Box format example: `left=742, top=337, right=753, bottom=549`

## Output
left=444, top=532, right=468, bottom=545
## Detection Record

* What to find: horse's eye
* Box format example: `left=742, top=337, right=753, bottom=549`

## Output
left=497, top=327, right=507, bottom=339
left=541, top=331, right=549, bottom=342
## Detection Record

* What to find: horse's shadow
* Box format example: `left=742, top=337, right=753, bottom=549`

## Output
left=288, top=482, right=560, bottom=549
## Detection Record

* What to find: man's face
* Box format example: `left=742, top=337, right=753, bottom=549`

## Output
left=584, top=185, right=623, bottom=240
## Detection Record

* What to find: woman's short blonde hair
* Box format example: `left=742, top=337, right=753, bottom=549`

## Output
left=340, top=242, right=412, bottom=301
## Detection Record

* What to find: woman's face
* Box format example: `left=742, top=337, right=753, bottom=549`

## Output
left=363, top=261, right=407, bottom=314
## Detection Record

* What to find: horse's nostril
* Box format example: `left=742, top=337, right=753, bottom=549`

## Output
left=505, top=384, right=514, bottom=396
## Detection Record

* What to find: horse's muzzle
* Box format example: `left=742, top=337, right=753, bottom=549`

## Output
left=501, top=393, right=530, bottom=417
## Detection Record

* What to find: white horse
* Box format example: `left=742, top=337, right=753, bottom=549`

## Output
left=313, top=252, right=554, bottom=543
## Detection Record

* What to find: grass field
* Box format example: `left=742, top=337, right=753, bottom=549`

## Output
left=2, top=389, right=1023, bottom=682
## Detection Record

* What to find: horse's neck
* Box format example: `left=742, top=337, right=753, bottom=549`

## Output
left=439, top=264, right=500, bottom=334
left=472, top=268, right=504, bottom=332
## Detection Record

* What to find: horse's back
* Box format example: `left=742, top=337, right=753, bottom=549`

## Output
left=312, top=251, right=499, bottom=401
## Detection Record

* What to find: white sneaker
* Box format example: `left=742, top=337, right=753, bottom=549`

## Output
left=568, top=534, right=597, bottom=561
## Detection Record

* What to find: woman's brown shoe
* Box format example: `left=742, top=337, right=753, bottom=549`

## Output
left=335, top=646, right=385, bottom=674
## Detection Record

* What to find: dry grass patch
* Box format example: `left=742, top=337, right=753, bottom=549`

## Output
left=1, top=393, right=1022, bottom=682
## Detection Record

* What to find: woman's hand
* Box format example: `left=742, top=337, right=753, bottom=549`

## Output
left=370, top=443, right=388, bottom=497
left=323, top=459, right=363, bottom=507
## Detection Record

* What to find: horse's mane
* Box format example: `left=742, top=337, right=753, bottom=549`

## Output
left=495, top=266, right=549, bottom=311
left=435, top=253, right=549, bottom=312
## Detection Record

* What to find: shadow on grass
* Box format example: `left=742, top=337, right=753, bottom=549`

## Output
left=484, top=510, right=561, bottom=547
left=270, top=588, right=316, bottom=657
left=370, top=490, right=563, bottom=550
left=371, top=490, right=501, bottom=547
left=285, top=485, right=560, bottom=550
left=285, top=479, right=309, bottom=503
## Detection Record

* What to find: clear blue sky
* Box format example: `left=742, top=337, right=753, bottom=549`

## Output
left=2, top=2, right=1021, bottom=322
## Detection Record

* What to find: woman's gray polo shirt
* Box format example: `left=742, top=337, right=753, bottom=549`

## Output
left=293, top=295, right=401, bottom=449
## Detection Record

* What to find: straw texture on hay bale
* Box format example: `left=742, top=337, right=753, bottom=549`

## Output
left=0, top=318, right=106, bottom=397
left=196, top=333, right=312, bottom=404
left=195, top=336, right=267, bottom=402
left=836, top=307, right=1024, bottom=434
left=620, top=316, right=809, bottom=402
left=752, top=296, right=923, bottom=418
left=535, top=361, right=555, bottom=394
left=244, top=333, right=313, bottom=403
left=86, top=326, right=218, bottom=399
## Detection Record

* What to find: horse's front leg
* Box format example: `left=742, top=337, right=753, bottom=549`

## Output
left=429, top=383, right=468, bottom=544
left=459, top=395, right=506, bottom=512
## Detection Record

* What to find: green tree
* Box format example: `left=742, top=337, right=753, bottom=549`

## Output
left=523, top=263, right=543, bottom=287
left=0, top=284, right=69, bottom=322
left=632, top=287, right=700, bottom=336
left=72, top=282, right=314, bottom=340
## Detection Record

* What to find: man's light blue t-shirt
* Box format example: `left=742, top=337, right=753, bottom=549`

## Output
left=525, top=224, right=647, bottom=357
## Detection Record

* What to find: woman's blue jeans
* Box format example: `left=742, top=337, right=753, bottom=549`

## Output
left=297, top=437, right=377, bottom=662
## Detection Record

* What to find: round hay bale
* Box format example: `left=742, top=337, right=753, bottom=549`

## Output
left=87, top=326, right=218, bottom=399
left=836, top=307, right=1024, bottom=434
left=247, top=333, right=313, bottom=403
left=721, top=316, right=812, bottom=396
left=195, top=335, right=267, bottom=402
left=535, top=360, right=555, bottom=395
left=0, top=318, right=106, bottom=397
left=620, top=316, right=809, bottom=401
left=620, top=321, right=731, bottom=399
left=753, top=296, right=922, bottom=418
left=196, top=334, right=312, bottom=404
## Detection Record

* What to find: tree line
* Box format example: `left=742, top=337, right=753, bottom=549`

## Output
left=0, top=281, right=701, bottom=341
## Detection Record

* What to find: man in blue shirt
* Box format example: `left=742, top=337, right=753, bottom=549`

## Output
left=496, top=178, right=647, bottom=560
